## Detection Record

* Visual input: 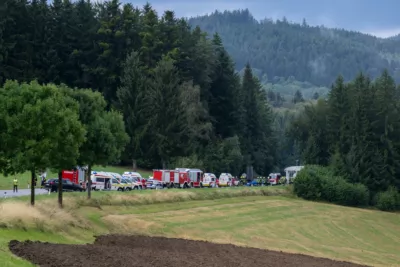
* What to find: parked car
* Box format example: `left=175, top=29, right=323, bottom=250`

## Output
left=146, top=179, right=164, bottom=189
left=245, top=179, right=259, bottom=187
left=44, top=178, right=84, bottom=192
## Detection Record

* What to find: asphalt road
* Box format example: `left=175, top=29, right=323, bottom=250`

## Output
left=0, top=188, right=49, bottom=198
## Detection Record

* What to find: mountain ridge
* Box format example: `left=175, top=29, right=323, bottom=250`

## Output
left=187, top=9, right=400, bottom=90
left=188, top=8, right=399, bottom=39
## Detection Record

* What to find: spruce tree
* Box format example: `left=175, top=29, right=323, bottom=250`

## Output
left=208, top=33, right=241, bottom=138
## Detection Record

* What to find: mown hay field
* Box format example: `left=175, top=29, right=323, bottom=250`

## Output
left=0, top=187, right=399, bottom=266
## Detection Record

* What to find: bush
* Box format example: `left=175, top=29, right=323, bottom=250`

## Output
left=376, top=187, right=400, bottom=211
left=334, top=181, right=369, bottom=207
left=293, top=165, right=369, bottom=207
left=293, top=165, right=332, bottom=201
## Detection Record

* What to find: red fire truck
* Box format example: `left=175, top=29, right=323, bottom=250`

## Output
left=62, top=168, right=86, bottom=187
left=152, top=168, right=203, bottom=188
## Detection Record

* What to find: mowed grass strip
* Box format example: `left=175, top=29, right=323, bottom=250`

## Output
left=99, top=196, right=400, bottom=267
left=0, top=166, right=152, bottom=190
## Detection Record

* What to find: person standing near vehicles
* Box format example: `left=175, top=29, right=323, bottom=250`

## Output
left=13, top=177, right=18, bottom=193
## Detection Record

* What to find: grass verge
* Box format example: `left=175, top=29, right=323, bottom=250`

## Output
left=1, top=186, right=399, bottom=267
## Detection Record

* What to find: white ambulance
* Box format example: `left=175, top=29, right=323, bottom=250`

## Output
left=202, top=173, right=217, bottom=188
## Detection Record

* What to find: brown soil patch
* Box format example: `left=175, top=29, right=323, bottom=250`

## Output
left=9, top=234, right=369, bottom=267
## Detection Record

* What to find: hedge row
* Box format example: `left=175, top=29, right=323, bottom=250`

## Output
left=293, top=165, right=400, bottom=211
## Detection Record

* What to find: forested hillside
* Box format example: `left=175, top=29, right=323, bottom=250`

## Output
left=0, top=0, right=276, bottom=176
left=1, top=1, right=400, bottom=210
left=188, top=10, right=400, bottom=98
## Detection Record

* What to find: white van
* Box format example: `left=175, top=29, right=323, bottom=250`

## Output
left=122, top=172, right=144, bottom=189
left=219, top=173, right=233, bottom=187
left=202, top=173, right=217, bottom=187
left=91, top=171, right=125, bottom=191
left=107, top=172, right=131, bottom=190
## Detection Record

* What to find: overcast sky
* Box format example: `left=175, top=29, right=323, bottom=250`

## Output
left=124, top=0, right=400, bottom=38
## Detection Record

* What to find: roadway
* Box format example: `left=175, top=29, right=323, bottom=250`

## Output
left=0, top=188, right=49, bottom=198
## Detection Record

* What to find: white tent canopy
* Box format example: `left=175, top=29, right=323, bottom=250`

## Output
left=284, top=166, right=304, bottom=172
left=284, top=166, right=304, bottom=184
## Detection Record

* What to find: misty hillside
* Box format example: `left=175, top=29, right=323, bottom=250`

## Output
left=188, top=9, right=400, bottom=92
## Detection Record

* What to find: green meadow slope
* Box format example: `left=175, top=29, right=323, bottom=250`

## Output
left=0, top=188, right=399, bottom=267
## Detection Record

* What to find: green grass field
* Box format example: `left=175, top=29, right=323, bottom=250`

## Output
left=0, top=188, right=399, bottom=267
left=0, top=166, right=152, bottom=190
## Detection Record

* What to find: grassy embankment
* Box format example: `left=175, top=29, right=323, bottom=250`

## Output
left=0, top=186, right=399, bottom=267
left=0, top=166, right=152, bottom=190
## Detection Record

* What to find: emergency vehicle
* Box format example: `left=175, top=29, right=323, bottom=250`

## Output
left=176, top=168, right=203, bottom=188
left=202, top=173, right=217, bottom=187
left=117, top=172, right=142, bottom=189
left=219, top=173, right=239, bottom=186
left=152, top=168, right=203, bottom=188
left=106, top=172, right=132, bottom=190
left=123, top=172, right=146, bottom=189
left=90, top=171, right=126, bottom=191
left=62, top=168, right=86, bottom=187
left=268, top=173, right=282, bottom=185
left=152, top=169, right=178, bottom=188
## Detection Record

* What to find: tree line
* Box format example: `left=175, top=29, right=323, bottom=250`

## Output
left=0, top=0, right=277, bottom=193
left=289, top=71, right=400, bottom=211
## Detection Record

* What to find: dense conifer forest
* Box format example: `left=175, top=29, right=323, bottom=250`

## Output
left=0, top=0, right=275, bottom=176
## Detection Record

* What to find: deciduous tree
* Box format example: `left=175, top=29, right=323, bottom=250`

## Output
left=62, top=86, right=129, bottom=199
left=0, top=80, right=86, bottom=206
